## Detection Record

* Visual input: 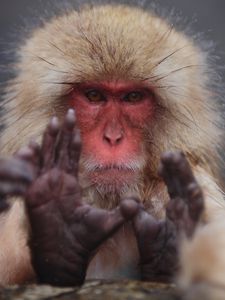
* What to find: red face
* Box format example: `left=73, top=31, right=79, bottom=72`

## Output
left=70, top=81, right=155, bottom=190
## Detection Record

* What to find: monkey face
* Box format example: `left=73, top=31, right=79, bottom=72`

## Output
left=1, top=5, right=220, bottom=195
left=69, top=80, right=155, bottom=190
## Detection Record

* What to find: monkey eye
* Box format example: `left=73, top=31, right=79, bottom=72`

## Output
left=85, top=89, right=105, bottom=103
left=123, top=91, right=143, bottom=103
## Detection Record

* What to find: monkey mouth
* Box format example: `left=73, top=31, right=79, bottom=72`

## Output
left=92, top=164, right=137, bottom=172
left=85, top=164, right=141, bottom=189
left=90, top=165, right=138, bottom=179
left=81, top=157, right=145, bottom=189
left=82, top=157, right=145, bottom=173
left=83, top=162, right=142, bottom=174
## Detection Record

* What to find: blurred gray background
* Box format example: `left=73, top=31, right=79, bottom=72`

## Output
left=0, top=0, right=225, bottom=81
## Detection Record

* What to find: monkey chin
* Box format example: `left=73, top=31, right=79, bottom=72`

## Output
left=79, top=156, right=145, bottom=205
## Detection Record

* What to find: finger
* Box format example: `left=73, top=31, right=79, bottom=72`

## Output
left=26, top=173, right=53, bottom=208
left=166, top=197, right=185, bottom=222
left=158, top=161, right=178, bottom=199
left=48, top=168, right=82, bottom=218
left=68, top=128, right=82, bottom=175
left=169, top=152, right=196, bottom=189
left=28, top=140, right=41, bottom=164
left=187, top=182, right=204, bottom=222
left=159, top=151, right=196, bottom=199
left=55, top=109, right=76, bottom=172
left=83, top=198, right=139, bottom=246
left=41, top=116, right=60, bottom=172
left=158, top=152, right=183, bottom=199
left=0, top=158, right=34, bottom=183
left=0, top=182, right=28, bottom=196
left=0, top=158, right=34, bottom=196
left=102, top=198, right=140, bottom=232
left=15, top=142, right=41, bottom=176
left=133, top=209, right=161, bottom=242
left=120, top=198, right=141, bottom=220
left=14, top=146, right=34, bottom=162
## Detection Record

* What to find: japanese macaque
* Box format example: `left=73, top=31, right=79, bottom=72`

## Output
left=0, top=1, right=224, bottom=289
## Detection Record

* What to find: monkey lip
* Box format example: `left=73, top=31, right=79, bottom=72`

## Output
left=88, top=165, right=139, bottom=186
left=93, top=165, right=136, bottom=172
left=87, top=163, right=140, bottom=174
left=82, top=157, right=144, bottom=187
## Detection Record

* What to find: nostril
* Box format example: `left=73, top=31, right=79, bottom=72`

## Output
left=104, top=135, right=111, bottom=145
left=103, top=131, right=123, bottom=146
left=115, top=135, right=123, bottom=144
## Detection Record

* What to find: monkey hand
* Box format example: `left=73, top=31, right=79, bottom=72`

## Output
left=133, top=151, right=204, bottom=283
left=0, top=156, right=35, bottom=211
left=25, top=109, right=140, bottom=287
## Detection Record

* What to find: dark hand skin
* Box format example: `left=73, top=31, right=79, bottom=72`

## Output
left=133, top=152, right=204, bottom=282
left=23, top=109, right=140, bottom=287
left=0, top=157, right=34, bottom=211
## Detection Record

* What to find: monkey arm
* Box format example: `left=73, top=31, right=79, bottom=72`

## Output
left=25, top=109, right=140, bottom=287
left=133, top=152, right=204, bottom=282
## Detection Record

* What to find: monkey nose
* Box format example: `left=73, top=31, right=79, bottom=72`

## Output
left=103, top=128, right=124, bottom=146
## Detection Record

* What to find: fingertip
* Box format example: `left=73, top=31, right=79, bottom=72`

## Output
left=49, top=116, right=60, bottom=135
left=161, top=151, right=173, bottom=163
left=120, top=198, right=141, bottom=220
left=161, top=151, right=184, bottom=165
left=133, top=208, right=160, bottom=237
left=29, top=140, right=40, bottom=153
left=68, top=108, right=76, bottom=117
left=16, top=146, right=34, bottom=160
left=66, top=109, right=76, bottom=129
